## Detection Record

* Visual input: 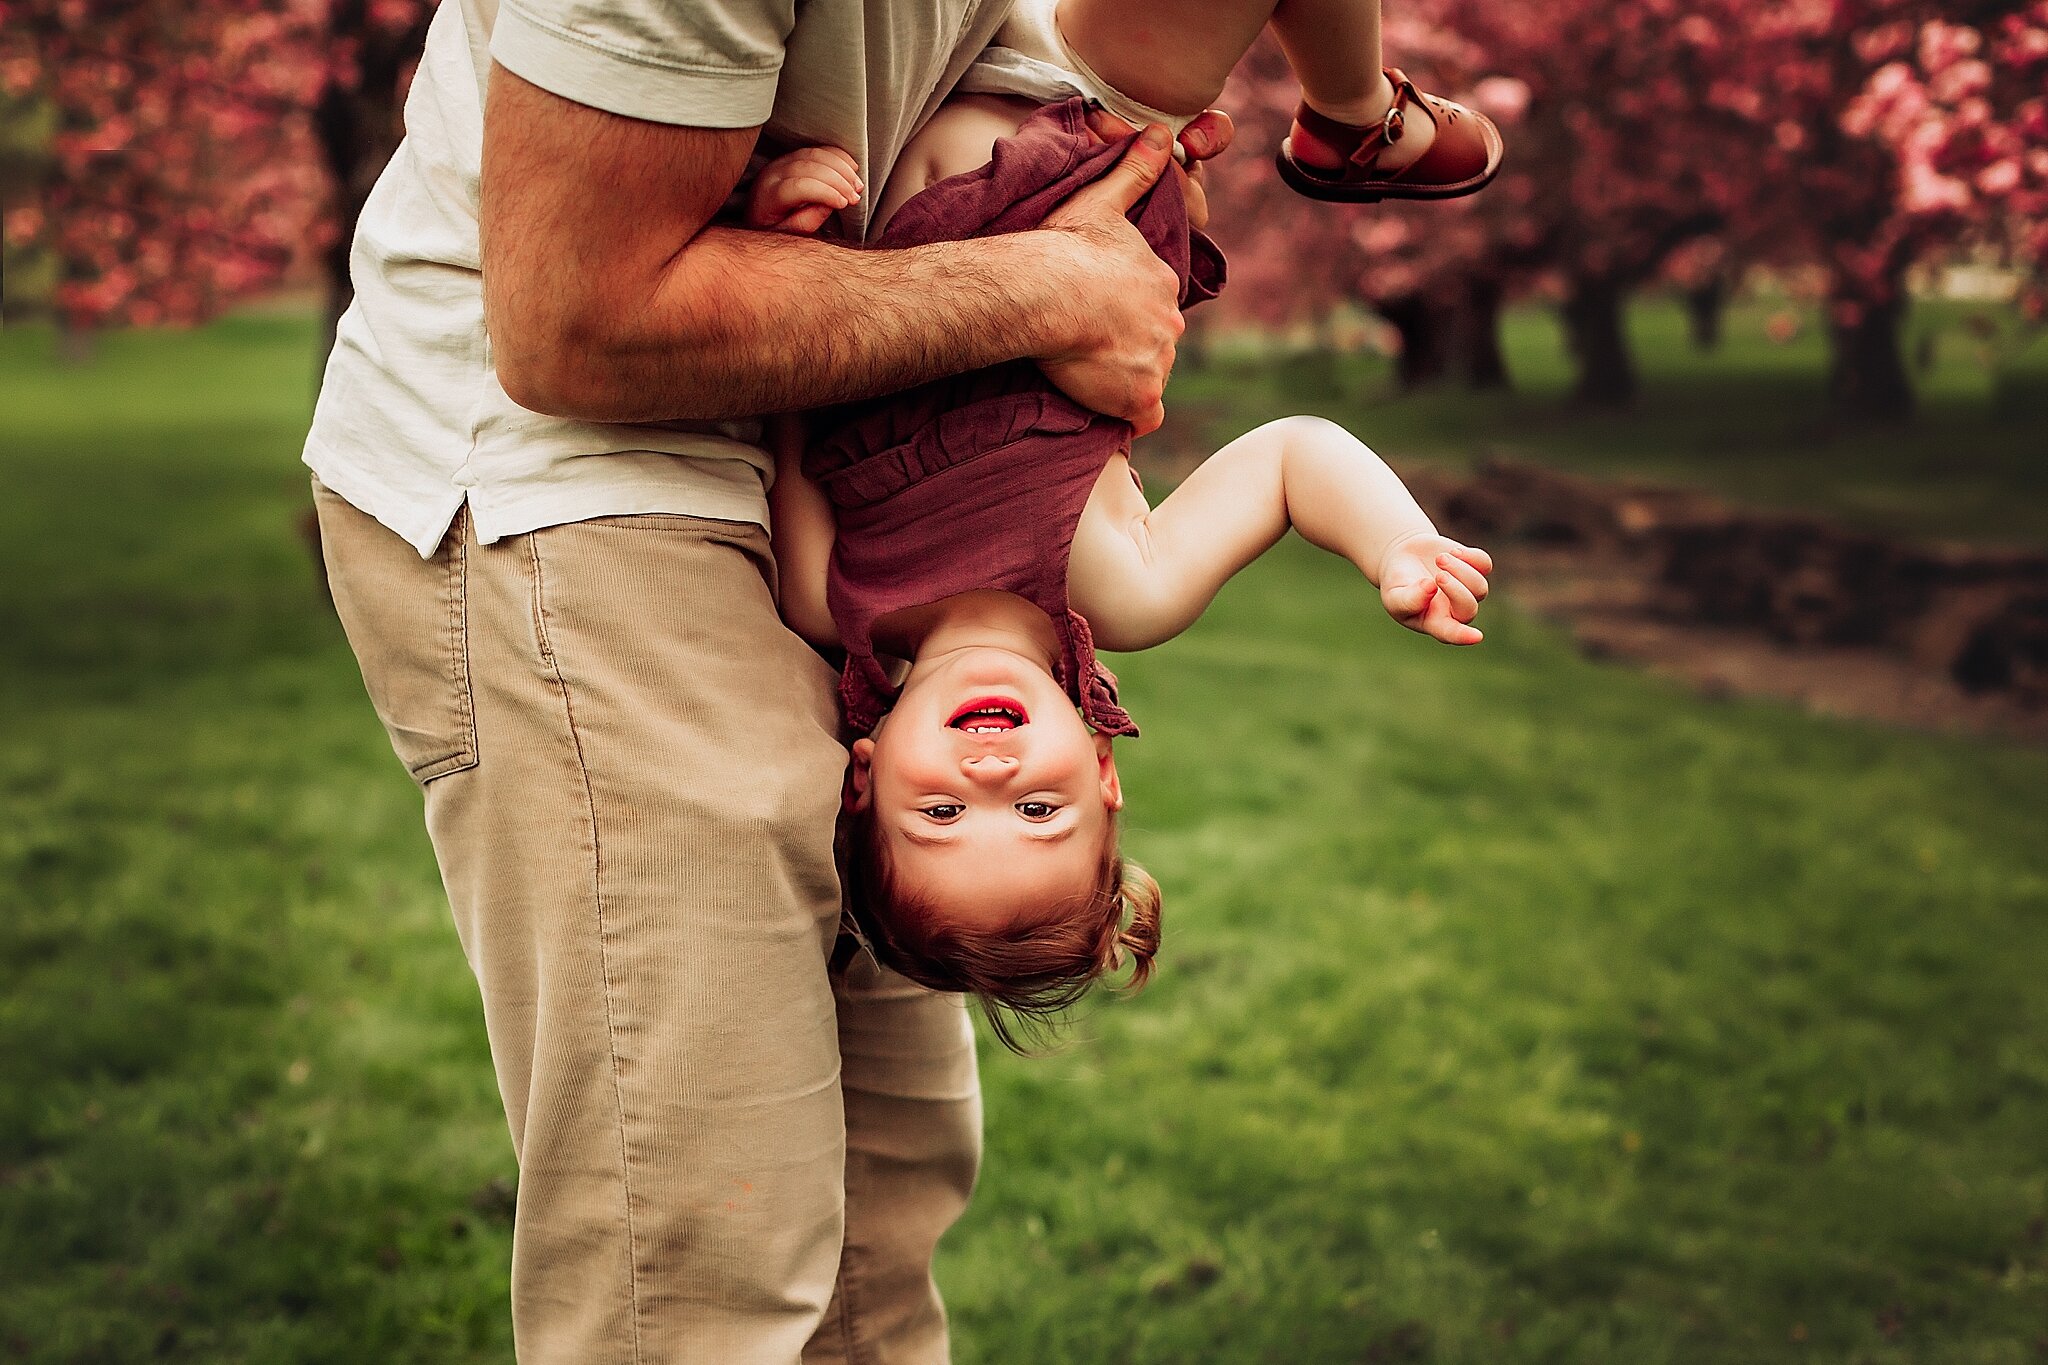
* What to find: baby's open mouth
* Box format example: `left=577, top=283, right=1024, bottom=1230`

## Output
left=946, top=696, right=1028, bottom=733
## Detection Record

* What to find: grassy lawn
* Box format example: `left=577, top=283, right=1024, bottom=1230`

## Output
left=2, top=307, right=2045, bottom=1363
left=1174, top=295, right=2048, bottom=548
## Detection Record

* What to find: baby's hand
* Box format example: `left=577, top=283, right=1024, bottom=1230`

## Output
left=1378, top=532, right=1493, bottom=645
left=746, top=145, right=863, bottom=234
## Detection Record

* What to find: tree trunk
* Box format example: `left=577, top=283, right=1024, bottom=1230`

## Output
left=317, top=245, right=354, bottom=394
left=54, top=320, right=95, bottom=366
left=1377, top=294, right=1450, bottom=390
left=1448, top=276, right=1509, bottom=389
left=1561, top=276, right=1636, bottom=407
left=1377, top=278, right=1510, bottom=392
left=1825, top=288, right=1914, bottom=422
left=1683, top=273, right=1727, bottom=352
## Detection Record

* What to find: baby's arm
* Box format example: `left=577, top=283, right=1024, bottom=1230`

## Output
left=1069, top=416, right=1491, bottom=652
left=766, top=414, right=840, bottom=648
left=744, top=150, right=856, bottom=648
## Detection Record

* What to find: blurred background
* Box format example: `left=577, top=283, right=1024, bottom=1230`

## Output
left=2, top=2, right=2045, bottom=1361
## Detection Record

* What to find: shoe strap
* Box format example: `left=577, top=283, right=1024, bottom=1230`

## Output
left=1293, top=69, right=1443, bottom=170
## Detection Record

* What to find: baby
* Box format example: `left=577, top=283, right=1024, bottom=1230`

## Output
left=756, top=0, right=1497, bottom=1047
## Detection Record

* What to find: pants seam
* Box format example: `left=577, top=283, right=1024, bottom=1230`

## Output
left=834, top=1222, right=863, bottom=1365
left=527, top=530, right=647, bottom=1365
left=449, top=506, right=478, bottom=761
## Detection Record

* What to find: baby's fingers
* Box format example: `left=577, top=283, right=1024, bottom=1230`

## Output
left=1435, top=552, right=1489, bottom=603
left=780, top=147, right=863, bottom=202
left=773, top=174, right=858, bottom=215
left=1381, top=574, right=1437, bottom=621
left=1432, top=562, right=1481, bottom=623
left=1448, top=542, right=1494, bottom=575
left=775, top=203, right=839, bottom=235
left=1423, top=592, right=1484, bottom=645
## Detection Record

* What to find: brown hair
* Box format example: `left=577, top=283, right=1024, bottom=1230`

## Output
left=842, top=805, right=1162, bottom=1053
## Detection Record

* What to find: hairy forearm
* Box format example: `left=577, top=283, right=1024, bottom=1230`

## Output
left=482, top=66, right=1192, bottom=430
left=504, top=225, right=1084, bottom=424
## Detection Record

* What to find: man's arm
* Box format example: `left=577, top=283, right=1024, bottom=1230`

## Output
left=481, top=68, right=1208, bottom=432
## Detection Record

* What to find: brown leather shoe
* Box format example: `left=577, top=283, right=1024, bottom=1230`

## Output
left=1276, top=68, right=1504, bottom=203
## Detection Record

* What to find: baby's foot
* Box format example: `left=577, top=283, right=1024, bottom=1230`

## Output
left=1277, top=68, right=1503, bottom=204
left=1292, top=71, right=1437, bottom=174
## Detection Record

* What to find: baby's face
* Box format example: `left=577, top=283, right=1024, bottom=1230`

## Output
left=852, top=646, right=1122, bottom=929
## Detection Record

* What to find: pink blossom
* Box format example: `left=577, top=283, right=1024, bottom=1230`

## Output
left=1977, top=158, right=2023, bottom=195
left=1918, top=20, right=1983, bottom=72
left=1468, top=76, right=1530, bottom=124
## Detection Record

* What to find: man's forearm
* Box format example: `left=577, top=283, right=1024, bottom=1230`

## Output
left=507, top=224, right=1085, bottom=424
left=481, top=68, right=1195, bottom=429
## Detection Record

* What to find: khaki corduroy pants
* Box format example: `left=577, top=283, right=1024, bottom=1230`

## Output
left=314, top=481, right=982, bottom=1365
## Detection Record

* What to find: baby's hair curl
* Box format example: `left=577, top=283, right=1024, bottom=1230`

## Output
left=843, top=806, right=1161, bottom=1053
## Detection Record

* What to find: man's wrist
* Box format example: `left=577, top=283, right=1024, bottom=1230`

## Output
left=1002, top=230, right=1097, bottom=364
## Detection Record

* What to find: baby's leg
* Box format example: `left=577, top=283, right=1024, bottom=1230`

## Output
left=1058, top=0, right=1385, bottom=123
left=1058, top=0, right=1437, bottom=169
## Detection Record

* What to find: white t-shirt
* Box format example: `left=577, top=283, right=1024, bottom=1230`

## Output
left=304, top=0, right=1010, bottom=557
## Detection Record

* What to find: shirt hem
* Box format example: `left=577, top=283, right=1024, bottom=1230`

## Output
left=305, top=441, right=770, bottom=560
left=468, top=484, right=768, bottom=545
left=304, top=446, right=465, bottom=558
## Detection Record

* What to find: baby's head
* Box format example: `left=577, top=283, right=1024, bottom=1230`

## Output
left=844, top=645, right=1159, bottom=1047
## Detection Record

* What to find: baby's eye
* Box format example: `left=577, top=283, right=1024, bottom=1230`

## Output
left=922, top=804, right=964, bottom=821
left=1015, top=801, right=1058, bottom=820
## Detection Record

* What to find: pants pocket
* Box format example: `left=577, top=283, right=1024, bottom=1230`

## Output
left=314, top=480, right=479, bottom=783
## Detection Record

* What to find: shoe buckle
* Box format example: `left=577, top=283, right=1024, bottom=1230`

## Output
left=1382, top=105, right=1405, bottom=144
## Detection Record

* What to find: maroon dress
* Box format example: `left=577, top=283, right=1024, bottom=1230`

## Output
left=806, top=97, right=1225, bottom=738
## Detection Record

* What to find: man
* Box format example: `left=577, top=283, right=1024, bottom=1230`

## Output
left=305, top=0, right=1226, bottom=1359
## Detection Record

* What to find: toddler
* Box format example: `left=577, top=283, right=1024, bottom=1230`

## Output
left=756, top=0, right=1497, bottom=1047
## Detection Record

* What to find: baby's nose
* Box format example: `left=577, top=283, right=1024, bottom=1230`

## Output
left=960, top=753, right=1019, bottom=783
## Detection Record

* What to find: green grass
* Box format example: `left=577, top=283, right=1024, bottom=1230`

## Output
left=1175, top=295, right=2048, bottom=548
left=3, top=306, right=2045, bottom=1363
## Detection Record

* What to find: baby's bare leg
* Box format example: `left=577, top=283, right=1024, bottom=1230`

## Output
left=1058, top=0, right=1392, bottom=123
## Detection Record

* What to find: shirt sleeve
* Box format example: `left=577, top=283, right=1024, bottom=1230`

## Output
left=492, top=0, right=796, bottom=128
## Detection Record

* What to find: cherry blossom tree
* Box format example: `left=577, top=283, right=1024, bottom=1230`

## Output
left=1841, top=7, right=2048, bottom=313
left=1204, top=26, right=1539, bottom=393
left=1737, top=0, right=2046, bottom=418
left=0, top=0, right=429, bottom=356
left=1448, top=0, right=1754, bottom=405
left=1208, top=0, right=1753, bottom=407
left=1208, top=0, right=2046, bottom=417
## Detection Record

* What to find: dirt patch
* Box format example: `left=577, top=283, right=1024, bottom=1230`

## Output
left=1407, top=460, right=2048, bottom=744
left=1139, top=424, right=2048, bottom=742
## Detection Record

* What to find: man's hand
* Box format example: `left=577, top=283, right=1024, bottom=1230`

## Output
left=481, top=64, right=1235, bottom=428
left=1378, top=532, right=1494, bottom=645
left=1174, top=109, right=1234, bottom=230
left=746, top=145, right=863, bottom=234
left=1034, top=110, right=1234, bottom=435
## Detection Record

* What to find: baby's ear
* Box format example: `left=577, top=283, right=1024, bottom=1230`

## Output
left=844, top=736, right=876, bottom=814
left=1093, top=733, right=1124, bottom=812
